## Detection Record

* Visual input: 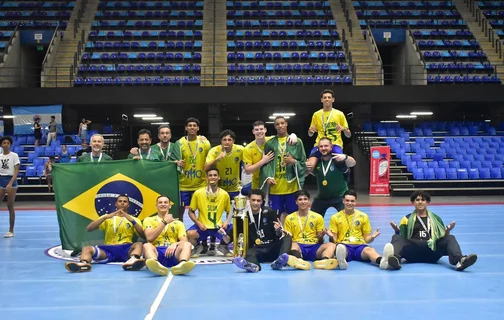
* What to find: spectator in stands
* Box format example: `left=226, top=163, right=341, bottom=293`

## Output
left=78, top=118, right=92, bottom=143
left=385, top=190, right=478, bottom=271
left=33, top=117, right=42, bottom=146
left=0, top=136, right=20, bottom=238
left=78, top=134, right=113, bottom=162
left=44, top=156, right=55, bottom=192
left=46, top=116, right=58, bottom=146
left=75, top=141, right=91, bottom=158
left=58, top=145, right=71, bottom=163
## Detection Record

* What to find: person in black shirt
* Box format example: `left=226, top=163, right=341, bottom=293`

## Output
left=386, top=190, right=477, bottom=271
left=231, top=189, right=292, bottom=273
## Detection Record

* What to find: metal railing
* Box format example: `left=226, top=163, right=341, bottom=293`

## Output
left=0, top=25, right=19, bottom=64
left=0, top=67, right=74, bottom=88
left=41, top=24, right=60, bottom=69
left=365, top=24, right=384, bottom=84
left=467, top=0, right=503, bottom=62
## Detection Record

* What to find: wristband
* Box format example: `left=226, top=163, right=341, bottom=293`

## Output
left=131, top=220, right=136, bottom=226
left=162, top=220, right=168, bottom=225
left=344, top=154, right=348, bottom=160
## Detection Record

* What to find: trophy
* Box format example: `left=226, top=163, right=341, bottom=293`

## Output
left=232, top=181, right=249, bottom=257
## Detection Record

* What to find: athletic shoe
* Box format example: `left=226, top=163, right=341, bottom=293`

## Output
left=456, top=254, right=477, bottom=271
left=65, top=261, right=92, bottom=273
left=3, top=232, right=14, bottom=238
left=207, top=244, right=216, bottom=256
left=171, top=261, right=196, bottom=275
left=122, top=256, right=146, bottom=271
left=145, top=259, right=169, bottom=276
left=286, top=255, right=311, bottom=270
left=191, top=244, right=203, bottom=258
left=387, top=255, right=401, bottom=270
left=217, top=243, right=233, bottom=257
left=314, top=258, right=339, bottom=270
left=335, top=244, right=348, bottom=270
left=233, top=257, right=260, bottom=273
left=270, top=253, right=289, bottom=270
left=380, top=243, right=394, bottom=270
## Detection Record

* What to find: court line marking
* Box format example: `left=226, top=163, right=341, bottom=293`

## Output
left=144, top=273, right=174, bottom=320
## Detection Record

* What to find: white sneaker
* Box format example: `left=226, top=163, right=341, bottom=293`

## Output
left=380, top=243, right=394, bottom=270
left=335, top=244, right=348, bottom=270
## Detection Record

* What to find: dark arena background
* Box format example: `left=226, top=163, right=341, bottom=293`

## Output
left=1, top=1, right=504, bottom=319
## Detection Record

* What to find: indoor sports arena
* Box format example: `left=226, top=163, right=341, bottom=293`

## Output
left=1, top=1, right=504, bottom=319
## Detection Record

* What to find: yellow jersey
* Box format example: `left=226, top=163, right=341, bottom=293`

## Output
left=271, top=136, right=299, bottom=195
left=284, top=210, right=324, bottom=245
left=243, top=137, right=273, bottom=189
left=142, top=216, right=187, bottom=247
left=205, top=144, right=244, bottom=192
left=178, top=136, right=211, bottom=191
left=329, top=209, right=372, bottom=245
left=99, top=216, right=141, bottom=245
left=310, top=108, right=349, bottom=147
left=190, top=187, right=231, bottom=229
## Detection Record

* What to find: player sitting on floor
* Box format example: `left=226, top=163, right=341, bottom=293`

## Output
left=65, top=194, right=145, bottom=273
left=142, top=195, right=195, bottom=276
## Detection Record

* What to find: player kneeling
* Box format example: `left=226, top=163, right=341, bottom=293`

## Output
left=65, top=194, right=145, bottom=273
left=142, top=195, right=195, bottom=276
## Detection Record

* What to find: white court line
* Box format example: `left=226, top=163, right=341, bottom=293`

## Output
left=145, top=273, right=174, bottom=320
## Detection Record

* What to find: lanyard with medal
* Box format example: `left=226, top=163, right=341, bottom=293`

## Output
left=344, top=213, right=357, bottom=242
left=322, top=109, right=334, bottom=136
left=89, top=152, right=103, bottom=162
left=417, top=215, right=431, bottom=238
left=159, top=142, right=171, bottom=161
left=187, top=137, right=199, bottom=168
left=320, top=159, right=332, bottom=186
left=297, top=212, right=311, bottom=239
left=113, top=216, right=125, bottom=235
left=159, top=216, right=170, bottom=246
left=139, top=148, right=152, bottom=160
left=278, top=139, right=287, bottom=167
left=249, top=209, right=262, bottom=245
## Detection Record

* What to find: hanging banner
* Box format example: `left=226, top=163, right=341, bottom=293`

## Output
left=11, top=105, right=63, bottom=135
left=369, top=146, right=390, bottom=196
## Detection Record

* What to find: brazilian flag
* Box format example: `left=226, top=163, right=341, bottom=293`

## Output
left=53, top=159, right=179, bottom=251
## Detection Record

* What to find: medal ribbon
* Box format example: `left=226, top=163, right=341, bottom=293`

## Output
left=248, top=209, right=262, bottom=237
left=321, top=159, right=332, bottom=181
left=297, top=212, right=311, bottom=238
left=113, top=216, right=125, bottom=234
left=90, top=152, right=103, bottom=162
left=417, top=215, right=431, bottom=236
left=159, top=142, right=171, bottom=161
left=322, top=109, right=334, bottom=136
left=187, top=137, right=199, bottom=165
left=139, top=148, right=152, bottom=160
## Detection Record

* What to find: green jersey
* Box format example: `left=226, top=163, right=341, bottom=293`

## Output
left=127, top=147, right=162, bottom=160
left=150, top=142, right=181, bottom=161
left=314, top=158, right=348, bottom=200
left=78, top=153, right=113, bottom=162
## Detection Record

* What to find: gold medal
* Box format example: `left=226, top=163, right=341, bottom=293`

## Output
left=255, top=238, right=261, bottom=245
left=322, top=180, right=328, bottom=186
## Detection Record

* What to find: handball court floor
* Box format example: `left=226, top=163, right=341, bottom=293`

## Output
left=1, top=195, right=504, bottom=320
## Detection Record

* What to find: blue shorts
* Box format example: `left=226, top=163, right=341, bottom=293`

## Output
left=180, top=191, right=195, bottom=207
left=93, top=243, right=132, bottom=263
left=188, top=224, right=233, bottom=241
left=0, top=176, right=18, bottom=189
left=228, top=191, right=239, bottom=200
left=309, top=145, right=343, bottom=159
left=269, top=193, right=297, bottom=215
left=298, top=243, right=321, bottom=261
left=343, top=244, right=368, bottom=262
left=156, top=246, right=180, bottom=268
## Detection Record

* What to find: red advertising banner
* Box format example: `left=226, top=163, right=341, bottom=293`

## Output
left=369, top=146, right=391, bottom=196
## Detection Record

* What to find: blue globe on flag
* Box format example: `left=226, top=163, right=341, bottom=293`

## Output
left=95, top=181, right=144, bottom=217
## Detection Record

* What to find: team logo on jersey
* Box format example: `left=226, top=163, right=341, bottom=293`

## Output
left=355, top=220, right=360, bottom=226
left=309, top=222, right=314, bottom=228
left=199, top=147, right=203, bottom=152
left=62, top=173, right=162, bottom=221
left=126, top=223, right=131, bottom=229
left=330, top=166, right=334, bottom=171
left=234, top=157, right=239, bottom=163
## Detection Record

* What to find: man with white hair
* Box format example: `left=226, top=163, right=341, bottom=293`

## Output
left=78, top=134, right=113, bottom=162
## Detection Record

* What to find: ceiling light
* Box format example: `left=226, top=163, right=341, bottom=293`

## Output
left=265, top=121, right=274, bottom=124
left=272, top=113, right=296, bottom=116
left=1, top=115, right=15, bottom=118
left=396, top=115, right=417, bottom=119
left=410, top=112, right=433, bottom=115
left=485, top=119, right=491, bottom=122
left=151, top=122, right=170, bottom=125
left=142, top=117, right=163, bottom=120
left=380, top=120, right=399, bottom=123
left=134, top=114, right=156, bottom=118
